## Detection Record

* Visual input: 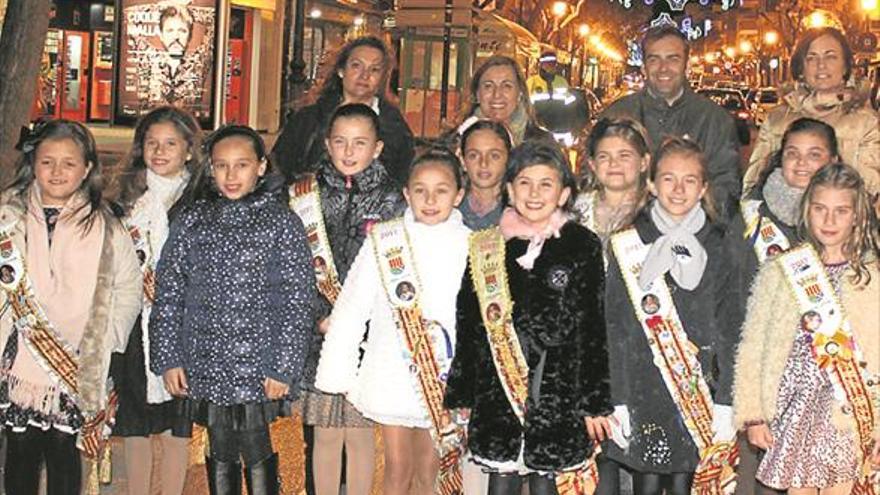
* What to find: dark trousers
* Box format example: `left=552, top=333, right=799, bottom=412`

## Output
left=303, top=423, right=316, bottom=495
left=488, top=472, right=559, bottom=495
left=5, top=427, right=81, bottom=495
left=208, top=424, right=273, bottom=467
left=632, top=471, right=693, bottom=495
left=595, top=454, right=622, bottom=495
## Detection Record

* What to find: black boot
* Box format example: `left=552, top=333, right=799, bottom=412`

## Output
left=244, top=453, right=280, bottom=495
left=207, top=457, right=243, bottom=495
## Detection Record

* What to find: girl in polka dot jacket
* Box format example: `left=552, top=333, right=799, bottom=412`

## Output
left=149, top=125, right=315, bottom=494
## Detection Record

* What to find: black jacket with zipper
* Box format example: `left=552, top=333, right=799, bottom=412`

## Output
left=299, top=158, right=405, bottom=391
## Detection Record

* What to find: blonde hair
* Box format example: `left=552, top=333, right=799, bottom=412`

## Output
left=798, top=163, right=880, bottom=286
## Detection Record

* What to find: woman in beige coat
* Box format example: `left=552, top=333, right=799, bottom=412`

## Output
left=733, top=164, right=880, bottom=494
left=0, top=120, right=142, bottom=495
left=744, top=28, right=880, bottom=200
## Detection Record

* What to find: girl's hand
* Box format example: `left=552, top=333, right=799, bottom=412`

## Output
left=585, top=416, right=613, bottom=442
left=318, top=318, right=330, bottom=335
left=163, top=368, right=188, bottom=397
left=453, top=408, right=470, bottom=425
left=264, top=377, right=290, bottom=400
left=746, top=423, right=774, bottom=450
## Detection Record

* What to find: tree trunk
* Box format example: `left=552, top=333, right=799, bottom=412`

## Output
left=0, top=0, right=52, bottom=174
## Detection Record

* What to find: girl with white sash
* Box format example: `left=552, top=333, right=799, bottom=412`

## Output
left=604, top=137, right=744, bottom=495
left=573, top=118, right=651, bottom=257
left=316, top=149, right=471, bottom=495
left=731, top=119, right=839, bottom=495
left=733, top=163, right=880, bottom=495
left=574, top=120, right=651, bottom=494
left=445, top=140, right=612, bottom=495
left=0, top=120, right=142, bottom=494
left=108, top=106, right=203, bottom=495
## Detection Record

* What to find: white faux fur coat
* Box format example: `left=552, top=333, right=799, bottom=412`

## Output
left=732, top=254, right=880, bottom=438
left=315, top=209, right=470, bottom=428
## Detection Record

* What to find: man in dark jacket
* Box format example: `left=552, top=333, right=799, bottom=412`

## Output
left=601, top=25, right=742, bottom=221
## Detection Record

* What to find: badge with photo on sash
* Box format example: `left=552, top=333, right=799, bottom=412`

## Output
left=0, top=231, right=24, bottom=290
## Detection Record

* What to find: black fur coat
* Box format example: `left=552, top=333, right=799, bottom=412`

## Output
left=444, top=222, right=611, bottom=471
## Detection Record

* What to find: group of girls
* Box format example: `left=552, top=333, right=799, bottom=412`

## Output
left=0, top=101, right=876, bottom=495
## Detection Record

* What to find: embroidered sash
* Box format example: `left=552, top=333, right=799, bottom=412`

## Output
left=778, top=246, right=879, bottom=494
left=611, top=228, right=738, bottom=495
left=0, top=229, right=79, bottom=397
left=371, top=219, right=463, bottom=495
left=127, top=224, right=156, bottom=304
left=741, top=199, right=791, bottom=264
left=469, top=228, right=599, bottom=495
left=574, top=192, right=598, bottom=234
left=289, top=176, right=343, bottom=304
left=468, top=228, right=529, bottom=424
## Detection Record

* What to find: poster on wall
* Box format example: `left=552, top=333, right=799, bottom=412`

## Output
left=114, top=0, right=219, bottom=126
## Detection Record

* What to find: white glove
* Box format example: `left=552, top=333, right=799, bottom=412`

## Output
left=712, top=404, right=736, bottom=443
left=610, top=405, right=631, bottom=450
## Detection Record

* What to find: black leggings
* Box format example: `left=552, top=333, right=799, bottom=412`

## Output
left=488, top=472, right=559, bottom=495
left=5, top=427, right=81, bottom=495
left=633, top=471, right=694, bottom=495
left=208, top=424, right=273, bottom=467
left=595, top=454, right=622, bottom=495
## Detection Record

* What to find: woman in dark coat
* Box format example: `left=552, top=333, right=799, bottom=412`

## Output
left=444, top=140, right=611, bottom=494
left=272, top=36, right=414, bottom=185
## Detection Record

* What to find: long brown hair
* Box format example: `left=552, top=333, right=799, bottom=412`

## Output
left=798, top=163, right=879, bottom=286
left=111, top=106, right=203, bottom=213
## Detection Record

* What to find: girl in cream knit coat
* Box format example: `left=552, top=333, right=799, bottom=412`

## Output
left=733, top=163, right=880, bottom=493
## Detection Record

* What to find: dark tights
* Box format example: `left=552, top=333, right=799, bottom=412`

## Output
left=208, top=425, right=273, bottom=467
left=5, top=427, right=81, bottom=495
left=595, top=454, right=622, bottom=495
left=488, top=472, right=559, bottom=495
left=633, top=471, right=694, bottom=495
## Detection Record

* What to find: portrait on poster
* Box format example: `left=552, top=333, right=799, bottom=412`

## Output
left=116, top=0, right=217, bottom=124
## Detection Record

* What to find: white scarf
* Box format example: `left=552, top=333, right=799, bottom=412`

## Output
left=637, top=202, right=708, bottom=291
left=128, top=169, right=189, bottom=404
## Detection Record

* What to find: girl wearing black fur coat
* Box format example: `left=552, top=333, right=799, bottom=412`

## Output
left=444, top=140, right=612, bottom=495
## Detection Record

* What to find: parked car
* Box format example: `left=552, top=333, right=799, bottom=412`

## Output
left=747, top=87, right=780, bottom=126
left=697, top=87, right=753, bottom=145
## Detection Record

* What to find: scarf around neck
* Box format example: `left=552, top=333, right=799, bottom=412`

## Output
left=637, top=201, right=707, bottom=291
left=499, top=207, right=568, bottom=270
left=14, top=185, right=104, bottom=408
left=762, top=168, right=804, bottom=226
left=128, top=169, right=189, bottom=404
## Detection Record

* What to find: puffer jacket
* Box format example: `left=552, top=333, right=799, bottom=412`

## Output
left=149, top=178, right=315, bottom=406
left=744, top=81, right=880, bottom=196
left=299, top=159, right=405, bottom=390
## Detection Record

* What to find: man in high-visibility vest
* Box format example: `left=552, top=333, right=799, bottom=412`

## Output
left=527, top=51, right=569, bottom=102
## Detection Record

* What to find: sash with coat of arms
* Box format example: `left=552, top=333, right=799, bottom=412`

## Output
left=778, top=246, right=879, bottom=494
left=371, top=218, right=463, bottom=495
left=468, top=228, right=600, bottom=495
left=610, top=228, right=738, bottom=495
left=741, top=199, right=791, bottom=264
left=289, top=175, right=343, bottom=304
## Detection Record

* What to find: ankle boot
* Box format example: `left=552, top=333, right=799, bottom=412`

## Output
left=207, top=457, right=243, bottom=495
left=244, top=453, right=280, bottom=495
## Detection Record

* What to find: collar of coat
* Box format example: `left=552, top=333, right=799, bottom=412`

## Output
left=780, top=79, right=872, bottom=115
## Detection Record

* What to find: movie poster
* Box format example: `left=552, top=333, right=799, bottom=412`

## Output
left=115, top=0, right=218, bottom=125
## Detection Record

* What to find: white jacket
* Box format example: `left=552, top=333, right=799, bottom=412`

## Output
left=315, top=208, right=471, bottom=428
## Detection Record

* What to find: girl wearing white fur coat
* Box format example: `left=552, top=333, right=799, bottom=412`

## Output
left=733, top=163, right=880, bottom=494
left=316, top=150, right=471, bottom=495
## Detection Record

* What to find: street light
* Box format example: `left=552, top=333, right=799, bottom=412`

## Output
left=739, top=40, right=753, bottom=53
left=763, top=30, right=779, bottom=45
left=578, top=23, right=590, bottom=37
left=724, top=46, right=736, bottom=58
left=862, top=0, right=878, bottom=11
left=808, top=11, right=828, bottom=28
left=552, top=1, right=568, bottom=18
